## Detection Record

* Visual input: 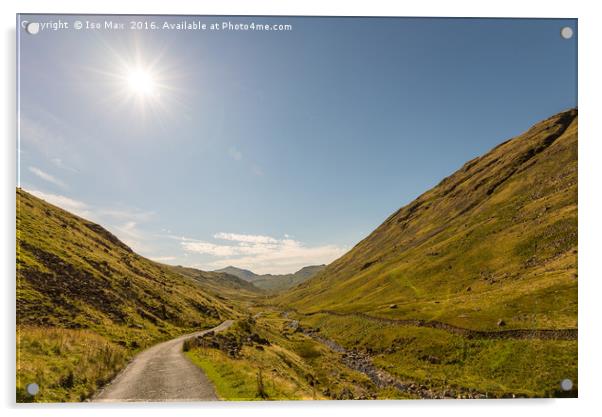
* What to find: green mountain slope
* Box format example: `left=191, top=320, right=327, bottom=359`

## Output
left=16, top=189, right=255, bottom=401
left=251, top=265, right=326, bottom=291
left=215, top=265, right=326, bottom=292
left=215, top=266, right=258, bottom=282
left=275, top=109, right=577, bottom=397
left=279, top=109, right=578, bottom=332
left=170, top=265, right=262, bottom=294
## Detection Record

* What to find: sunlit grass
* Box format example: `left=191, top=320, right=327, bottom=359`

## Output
left=16, top=327, right=127, bottom=402
left=300, top=313, right=577, bottom=397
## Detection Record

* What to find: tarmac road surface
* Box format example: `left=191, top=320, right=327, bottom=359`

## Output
left=94, top=320, right=234, bottom=402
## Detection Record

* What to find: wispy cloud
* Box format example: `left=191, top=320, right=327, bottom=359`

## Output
left=22, top=188, right=345, bottom=275
left=149, top=256, right=177, bottom=263
left=19, top=110, right=85, bottom=177
left=98, top=208, right=156, bottom=223
left=179, top=232, right=346, bottom=274
left=112, top=221, right=155, bottom=253
left=228, top=146, right=243, bottom=161
left=181, top=241, right=240, bottom=257
left=51, top=157, right=78, bottom=173
left=25, top=187, right=156, bottom=255
left=28, top=166, right=67, bottom=189
left=20, top=114, right=66, bottom=156
left=28, top=189, right=90, bottom=217
left=251, top=164, right=264, bottom=177
left=227, top=146, right=265, bottom=176
left=213, top=232, right=278, bottom=244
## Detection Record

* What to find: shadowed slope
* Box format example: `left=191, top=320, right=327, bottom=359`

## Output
left=16, top=189, right=254, bottom=401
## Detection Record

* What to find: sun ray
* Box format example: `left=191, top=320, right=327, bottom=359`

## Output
left=74, top=33, right=196, bottom=130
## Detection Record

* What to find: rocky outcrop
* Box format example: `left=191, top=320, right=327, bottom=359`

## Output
left=184, top=325, right=270, bottom=358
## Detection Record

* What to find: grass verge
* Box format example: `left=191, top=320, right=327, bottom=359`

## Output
left=16, top=327, right=127, bottom=402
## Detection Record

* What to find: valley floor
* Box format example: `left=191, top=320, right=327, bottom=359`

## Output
left=181, top=304, right=577, bottom=400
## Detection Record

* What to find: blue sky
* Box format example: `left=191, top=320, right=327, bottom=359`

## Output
left=17, top=16, right=577, bottom=273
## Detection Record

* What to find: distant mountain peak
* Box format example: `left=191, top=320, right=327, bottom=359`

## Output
left=214, top=266, right=258, bottom=281
left=214, top=264, right=327, bottom=291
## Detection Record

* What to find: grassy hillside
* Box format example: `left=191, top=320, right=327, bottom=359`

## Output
left=215, top=266, right=258, bottom=282
left=251, top=265, right=326, bottom=292
left=216, top=265, right=326, bottom=292
left=170, top=265, right=263, bottom=295
left=184, top=311, right=399, bottom=400
left=280, top=109, right=577, bottom=330
left=15, top=108, right=579, bottom=400
left=16, top=189, right=256, bottom=401
left=276, top=109, right=578, bottom=397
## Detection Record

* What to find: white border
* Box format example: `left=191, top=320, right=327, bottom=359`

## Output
left=2, top=1, right=601, bottom=417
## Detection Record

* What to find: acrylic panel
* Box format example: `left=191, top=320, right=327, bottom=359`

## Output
left=16, top=14, right=577, bottom=402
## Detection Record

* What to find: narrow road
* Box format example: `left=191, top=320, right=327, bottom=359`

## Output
left=94, top=320, right=233, bottom=402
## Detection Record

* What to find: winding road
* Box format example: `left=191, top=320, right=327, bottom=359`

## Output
left=94, top=320, right=233, bottom=402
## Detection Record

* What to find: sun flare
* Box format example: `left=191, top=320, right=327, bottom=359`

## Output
left=94, top=48, right=183, bottom=119
left=126, top=68, right=157, bottom=97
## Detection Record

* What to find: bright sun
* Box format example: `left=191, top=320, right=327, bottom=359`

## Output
left=126, top=69, right=157, bottom=97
